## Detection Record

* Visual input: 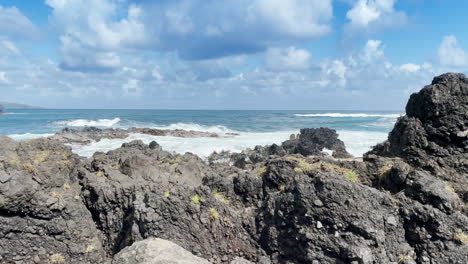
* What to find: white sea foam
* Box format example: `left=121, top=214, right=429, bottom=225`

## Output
left=69, top=129, right=389, bottom=159
left=295, top=113, right=402, bottom=118
left=150, top=123, right=237, bottom=135
left=55, top=118, right=121, bottom=127
left=8, top=133, right=54, bottom=140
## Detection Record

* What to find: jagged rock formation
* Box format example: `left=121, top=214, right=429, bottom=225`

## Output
left=50, top=127, right=222, bottom=144
left=0, top=73, right=467, bottom=263
left=369, top=72, right=468, bottom=204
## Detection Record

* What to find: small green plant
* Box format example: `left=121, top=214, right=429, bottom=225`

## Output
left=287, top=157, right=361, bottom=183
left=209, top=207, right=219, bottom=218
left=85, top=245, right=95, bottom=253
left=445, top=182, right=456, bottom=193
left=163, top=191, right=171, bottom=198
left=23, top=163, right=38, bottom=175
left=398, top=255, right=412, bottom=263
left=287, top=156, right=314, bottom=173
left=95, top=171, right=104, bottom=177
left=213, top=191, right=229, bottom=204
left=57, top=160, right=73, bottom=168
left=50, top=191, right=63, bottom=199
left=63, top=183, right=71, bottom=190
left=257, top=166, right=267, bottom=177
left=453, top=232, right=468, bottom=245
left=345, top=170, right=360, bottom=183
left=279, top=185, right=286, bottom=191
left=190, top=195, right=201, bottom=205
left=49, top=253, right=66, bottom=264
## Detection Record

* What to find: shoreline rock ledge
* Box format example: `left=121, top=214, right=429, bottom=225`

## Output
left=0, top=73, right=467, bottom=264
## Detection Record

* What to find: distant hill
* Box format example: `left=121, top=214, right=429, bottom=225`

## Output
left=0, top=101, right=44, bottom=109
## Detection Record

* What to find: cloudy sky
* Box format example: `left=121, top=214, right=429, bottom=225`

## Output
left=1, top=0, right=467, bottom=110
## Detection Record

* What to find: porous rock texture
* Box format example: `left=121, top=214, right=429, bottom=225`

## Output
left=369, top=72, right=468, bottom=204
left=0, top=73, right=467, bottom=264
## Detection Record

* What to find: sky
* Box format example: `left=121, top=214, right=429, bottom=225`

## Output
left=0, top=0, right=467, bottom=110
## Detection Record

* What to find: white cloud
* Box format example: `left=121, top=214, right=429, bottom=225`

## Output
left=346, top=0, right=406, bottom=30
left=0, top=6, right=39, bottom=38
left=399, top=63, right=421, bottom=72
left=0, top=72, right=7, bottom=83
left=249, top=0, right=333, bottom=37
left=362, top=40, right=384, bottom=62
left=265, top=47, right=311, bottom=71
left=324, top=60, right=347, bottom=87
left=0, top=39, right=20, bottom=56
left=46, top=0, right=147, bottom=71
left=438, top=35, right=468, bottom=67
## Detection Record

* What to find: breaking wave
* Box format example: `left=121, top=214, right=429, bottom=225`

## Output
left=295, top=113, right=402, bottom=118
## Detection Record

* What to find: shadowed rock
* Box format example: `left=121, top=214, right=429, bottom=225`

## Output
left=368, top=72, right=468, bottom=203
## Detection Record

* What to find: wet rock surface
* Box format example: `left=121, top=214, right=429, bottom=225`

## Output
left=0, top=73, right=467, bottom=263
left=50, top=127, right=221, bottom=144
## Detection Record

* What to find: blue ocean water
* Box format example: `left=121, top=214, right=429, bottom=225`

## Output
left=0, top=109, right=402, bottom=157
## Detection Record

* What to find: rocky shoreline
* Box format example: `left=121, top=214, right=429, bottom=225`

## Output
left=0, top=73, right=467, bottom=263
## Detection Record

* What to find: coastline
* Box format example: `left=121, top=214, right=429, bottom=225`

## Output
left=0, top=73, right=467, bottom=263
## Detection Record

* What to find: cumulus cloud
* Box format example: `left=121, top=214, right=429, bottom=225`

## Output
left=265, top=47, right=312, bottom=71
left=345, top=0, right=406, bottom=31
left=46, top=0, right=147, bottom=72
left=362, top=40, right=385, bottom=62
left=0, top=6, right=39, bottom=38
left=438, top=35, right=468, bottom=67
left=399, top=63, right=421, bottom=72
left=45, top=0, right=333, bottom=70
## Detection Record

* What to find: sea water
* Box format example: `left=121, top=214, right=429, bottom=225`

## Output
left=0, top=109, right=402, bottom=158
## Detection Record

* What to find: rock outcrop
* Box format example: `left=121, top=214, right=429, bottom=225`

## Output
left=0, top=73, right=467, bottom=263
left=50, top=127, right=221, bottom=144
left=369, top=72, right=468, bottom=203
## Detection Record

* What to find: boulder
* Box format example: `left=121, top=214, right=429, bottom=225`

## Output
left=283, top=128, right=352, bottom=158
left=111, top=238, right=210, bottom=264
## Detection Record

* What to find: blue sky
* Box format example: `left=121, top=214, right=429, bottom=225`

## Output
left=0, top=0, right=467, bottom=110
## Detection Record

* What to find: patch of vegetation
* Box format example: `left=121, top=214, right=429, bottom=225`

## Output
left=453, top=232, right=468, bottom=245
left=163, top=191, right=171, bottom=198
left=50, top=191, right=63, bottom=199
left=445, top=182, right=456, bottom=193
left=190, top=195, right=201, bottom=205
left=213, top=191, right=229, bottom=204
left=345, top=170, right=360, bottom=183
left=111, top=163, right=121, bottom=169
left=279, top=185, right=286, bottom=191
left=256, top=166, right=267, bottom=177
left=398, top=255, right=412, bottom=263
left=57, top=160, right=73, bottom=168
left=209, top=207, right=219, bottom=219
left=49, top=253, right=66, bottom=264
left=287, top=156, right=314, bottom=173
left=95, top=171, right=104, bottom=177
left=287, top=157, right=361, bottom=183
left=23, top=163, right=38, bottom=175
left=63, top=184, right=71, bottom=190
left=85, top=245, right=95, bottom=253
left=378, top=166, right=392, bottom=181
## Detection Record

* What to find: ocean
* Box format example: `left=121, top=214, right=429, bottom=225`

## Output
left=0, top=109, right=402, bottom=158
